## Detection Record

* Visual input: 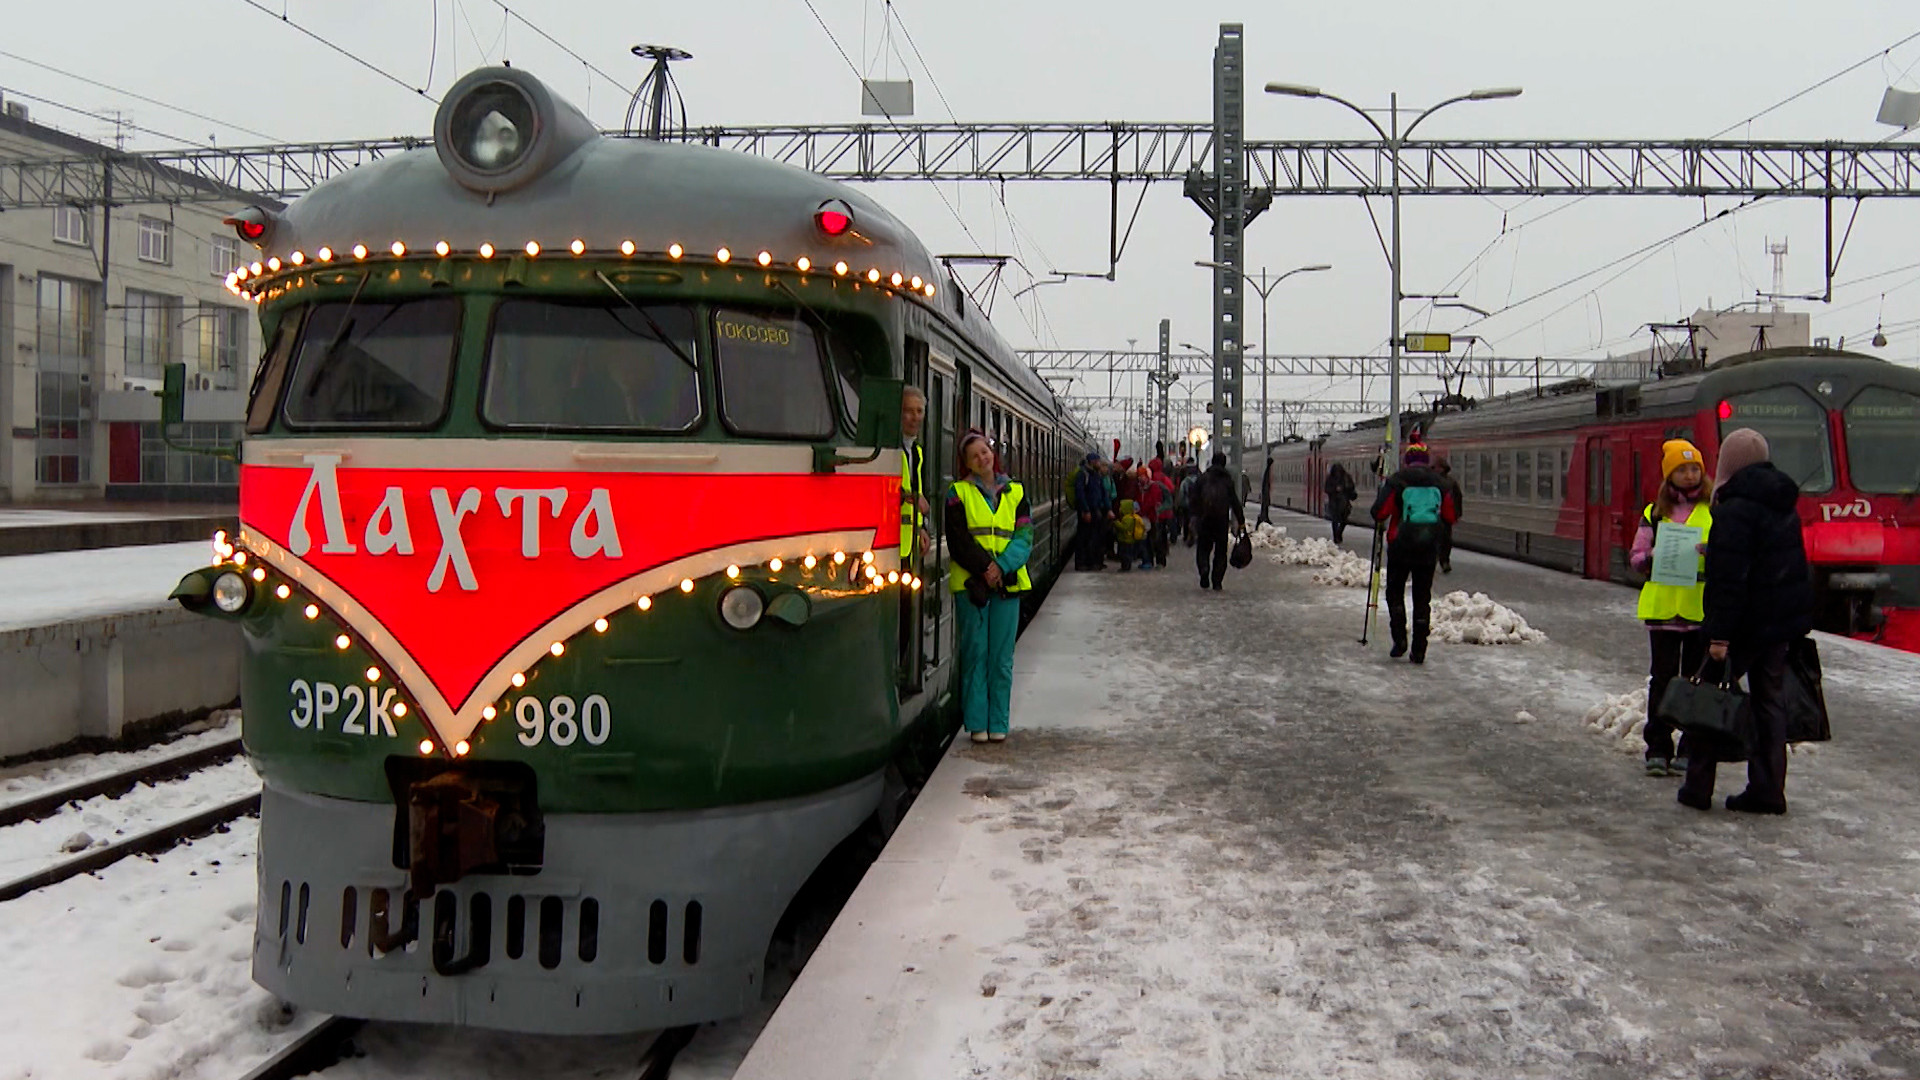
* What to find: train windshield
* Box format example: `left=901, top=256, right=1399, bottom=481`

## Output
left=1718, top=385, right=1832, bottom=493
left=712, top=309, right=835, bottom=440
left=281, top=298, right=460, bottom=429
left=1843, top=386, right=1920, bottom=494
left=483, top=300, right=700, bottom=432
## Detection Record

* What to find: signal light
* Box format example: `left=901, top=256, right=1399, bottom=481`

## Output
left=1717, top=400, right=1733, bottom=421
left=816, top=199, right=854, bottom=237
left=238, top=220, right=266, bottom=241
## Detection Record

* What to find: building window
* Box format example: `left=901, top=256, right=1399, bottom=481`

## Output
left=53, top=205, right=89, bottom=246
left=138, top=421, right=239, bottom=488
left=124, top=290, right=178, bottom=382
left=209, top=235, right=241, bottom=277
left=137, top=216, right=173, bottom=265
left=195, top=303, right=248, bottom=390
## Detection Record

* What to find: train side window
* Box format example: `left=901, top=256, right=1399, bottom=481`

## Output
left=1536, top=451, right=1556, bottom=500
left=712, top=309, right=834, bottom=440
left=1478, top=453, right=1494, bottom=497
left=246, top=310, right=303, bottom=435
left=1461, top=453, right=1477, bottom=494
left=282, top=297, right=460, bottom=430
left=1719, top=385, right=1832, bottom=493
left=484, top=300, right=700, bottom=432
left=1515, top=451, right=1533, bottom=503
left=1495, top=451, right=1513, bottom=498
left=1560, top=450, right=1571, bottom=499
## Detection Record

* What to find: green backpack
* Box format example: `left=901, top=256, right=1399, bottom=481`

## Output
left=1399, top=485, right=1443, bottom=548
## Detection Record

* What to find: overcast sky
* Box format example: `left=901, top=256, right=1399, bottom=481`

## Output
left=8, top=1, right=1920, bottom=436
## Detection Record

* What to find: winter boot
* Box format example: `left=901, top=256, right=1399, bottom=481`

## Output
left=1725, top=791, right=1787, bottom=815
left=1645, top=757, right=1671, bottom=777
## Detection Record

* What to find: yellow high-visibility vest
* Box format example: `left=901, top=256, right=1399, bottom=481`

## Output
left=900, top=441, right=923, bottom=559
left=948, top=479, right=1032, bottom=594
left=1636, top=501, right=1712, bottom=622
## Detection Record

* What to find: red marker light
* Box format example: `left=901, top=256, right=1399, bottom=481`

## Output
left=1717, top=400, right=1733, bottom=421
left=815, top=199, right=854, bottom=237
left=238, top=220, right=266, bottom=241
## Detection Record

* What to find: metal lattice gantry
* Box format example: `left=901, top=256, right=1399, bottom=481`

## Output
left=1021, top=349, right=1603, bottom=381
left=10, top=130, right=1920, bottom=209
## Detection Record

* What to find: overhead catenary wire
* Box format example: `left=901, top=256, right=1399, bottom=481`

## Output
left=0, top=50, right=283, bottom=144
left=0, top=85, right=219, bottom=150
left=488, top=1, right=632, bottom=101
left=237, top=0, right=440, bottom=103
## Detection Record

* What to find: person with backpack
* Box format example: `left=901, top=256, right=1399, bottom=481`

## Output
left=1143, top=460, right=1176, bottom=567
left=1369, top=442, right=1458, bottom=662
left=1072, top=453, right=1113, bottom=570
left=1176, top=466, right=1201, bottom=547
left=1194, top=452, right=1247, bottom=591
left=1323, top=462, right=1358, bottom=544
left=1628, top=439, right=1713, bottom=779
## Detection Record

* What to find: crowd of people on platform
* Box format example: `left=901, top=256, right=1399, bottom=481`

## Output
left=1065, top=441, right=1249, bottom=590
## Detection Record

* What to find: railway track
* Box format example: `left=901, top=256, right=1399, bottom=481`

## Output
left=0, top=733, right=257, bottom=903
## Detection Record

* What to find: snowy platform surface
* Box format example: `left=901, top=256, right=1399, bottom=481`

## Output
left=0, top=505, right=226, bottom=530
left=0, top=541, right=212, bottom=632
left=738, top=514, right=1920, bottom=1080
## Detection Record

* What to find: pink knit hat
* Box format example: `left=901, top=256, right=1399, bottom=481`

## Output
left=1714, top=428, right=1770, bottom=489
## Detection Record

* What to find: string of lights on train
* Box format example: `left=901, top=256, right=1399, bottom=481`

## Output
left=200, top=529, right=923, bottom=759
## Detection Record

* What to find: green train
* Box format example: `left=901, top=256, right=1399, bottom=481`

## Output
left=169, top=66, right=1087, bottom=1034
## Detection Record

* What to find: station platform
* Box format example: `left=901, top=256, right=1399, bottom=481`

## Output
left=737, top=510, right=1920, bottom=1079
left=0, top=502, right=234, bottom=556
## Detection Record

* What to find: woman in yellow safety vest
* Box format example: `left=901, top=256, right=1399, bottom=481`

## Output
left=1628, top=439, right=1714, bottom=778
left=945, top=429, right=1032, bottom=743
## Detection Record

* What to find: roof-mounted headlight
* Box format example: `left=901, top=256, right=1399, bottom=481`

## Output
left=434, top=66, right=599, bottom=196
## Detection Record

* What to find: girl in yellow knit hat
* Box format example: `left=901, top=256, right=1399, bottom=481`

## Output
left=1627, top=439, right=1714, bottom=777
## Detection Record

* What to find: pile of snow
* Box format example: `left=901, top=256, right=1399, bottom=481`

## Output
left=1246, top=522, right=1291, bottom=548
left=1583, top=689, right=1649, bottom=754
left=1310, top=551, right=1373, bottom=587
left=1250, top=526, right=1374, bottom=587
left=1429, top=591, right=1548, bottom=645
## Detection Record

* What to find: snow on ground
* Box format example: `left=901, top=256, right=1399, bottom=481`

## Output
left=0, top=819, right=328, bottom=1080
left=1250, top=523, right=1374, bottom=587
left=1429, top=589, right=1548, bottom=644
left=0, top=756, right=260, bottom=882
left=0, top=540, right=214, bottom=632
left=0, top=712, right=238, bottom=804
left=0, top=508, right=219, bottom=529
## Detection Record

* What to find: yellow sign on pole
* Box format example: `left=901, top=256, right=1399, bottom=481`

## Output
left=1402, top=332, right=1453, bottom=353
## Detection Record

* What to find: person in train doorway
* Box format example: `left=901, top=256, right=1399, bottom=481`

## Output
left=946, top=430, right=1033, bottom=744
left=1195, top=451, right=1248, bottom=591
left=1628, top=439, right=1714, bottom=779
left=1257, top=453, right=1276, bottom=526
left=1324, top=462, right=1358, bottom=544
left=1432, top=454, right=1465, bottom=573
left=1369, top=442, right=1458, bottom=662
left=1677, top=428, right=1813, bottom=814
left=1073, top=453, right=1114, bottom=570
left=897, top=386, right=933, bottom=686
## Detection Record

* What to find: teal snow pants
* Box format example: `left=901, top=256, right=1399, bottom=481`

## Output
left=955, top=594, right=1020, bottom=734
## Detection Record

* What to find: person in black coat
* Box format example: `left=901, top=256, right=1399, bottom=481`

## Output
left=1193, top=452, right=1247, bottom=591
left=1323, top=462, right=1357, bottom=544
left=1677, top=428, right=1813, bottom=815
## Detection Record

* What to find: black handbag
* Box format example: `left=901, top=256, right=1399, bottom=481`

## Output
left=1782, top=637, right=1832, bottom=743
left=1229, top=530, right=1253, bottom=569
left=1656, top=659, right=1752, bottom=752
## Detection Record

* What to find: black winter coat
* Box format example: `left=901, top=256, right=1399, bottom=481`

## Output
left=1703, top=462, right=1814, bottom=647
left=1195, top=464, right=1246, bottom=526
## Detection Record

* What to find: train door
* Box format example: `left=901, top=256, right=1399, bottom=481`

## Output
left=898, top=340, right=932, bottom=697
left=915, top=361, right=957, bottom=686
left=1582, top=434, right=1613, bottom=578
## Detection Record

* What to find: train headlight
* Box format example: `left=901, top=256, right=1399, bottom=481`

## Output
left=449, top=83, right=536, bottom=173
left=211, top=572, right=251, bottom=614
left=719, top=586, right=765, bottom=630
left=434, top=67, right=599, bottom=195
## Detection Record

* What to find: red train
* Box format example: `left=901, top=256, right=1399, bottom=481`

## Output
left=1264, top=347, right=1920, bottom=653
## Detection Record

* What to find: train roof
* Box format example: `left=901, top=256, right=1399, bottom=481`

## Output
left=236, top=66, right=1061, bottom=415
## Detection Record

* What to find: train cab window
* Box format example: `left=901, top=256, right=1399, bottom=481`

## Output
left=712, top=309, right=834, bottom=439
left=282, top=297, right=460, bottom=429
left=484, top=300, right=700, bottom=432
left=245, top=312, right=303, bottom=434
left=1719, top=385, right=1831, bottom=493
left=1843, top=387, right=1920, bottom=494
left=1536, top=451, right=1556, bottom=501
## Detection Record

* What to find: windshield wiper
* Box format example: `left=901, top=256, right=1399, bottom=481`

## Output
left=594, top=271, right=697, bottom=370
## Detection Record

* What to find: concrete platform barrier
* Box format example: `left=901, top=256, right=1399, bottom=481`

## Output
left=0, top=606, right=239, bottom=759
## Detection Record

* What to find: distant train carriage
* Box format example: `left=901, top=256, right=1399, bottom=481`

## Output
left=1266, top=347, right=1920, bottom=652
left=167, top=66, right=1089, bottom=1035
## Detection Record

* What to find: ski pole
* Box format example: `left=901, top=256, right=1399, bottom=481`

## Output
left=1360, top=524, right=1384, bottom=645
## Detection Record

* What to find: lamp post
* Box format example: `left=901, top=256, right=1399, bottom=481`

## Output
left=1195, top=260, right=1331, bottom=449
left=1263, top=82, right=1520, bottom=462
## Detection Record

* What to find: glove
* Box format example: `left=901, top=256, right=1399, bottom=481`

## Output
left=965, top=575, right=992, bottom=608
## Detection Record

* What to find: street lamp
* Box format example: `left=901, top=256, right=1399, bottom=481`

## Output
left=1195, top=260, right=1331, bottom=449
left=1264, top=81, right=1520, bottom=462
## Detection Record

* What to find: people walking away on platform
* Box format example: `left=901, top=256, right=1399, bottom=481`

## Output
left=1149, top=440, right=1166, bottom=476
left=1676, top=428, right=1813, bottom=813
left=1177, top=465, right=1201, bottom=547
left=1629, top=440, right=1714, bottom=779
left=1102, top=460, right=1121, bottom=562
left=1324, top=462, right=1357, bottom=544
left=1116, top=458, right=1142, bottom=506
left=1433, top=454, right=1465, bottom=573
left=1144, top=460, right=1176, bottom=567
left=946, top=429, right=1032, bottom=744
left=1369, top=442, right=1457, bottom=663
left=1257, top=453, right=1276, bottom=526
left=1114, top=499, right=1150, bottom=571
left=1195, top=452, right=1248, bottom=591
left=1073, top=453, right=1113, bottom=570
